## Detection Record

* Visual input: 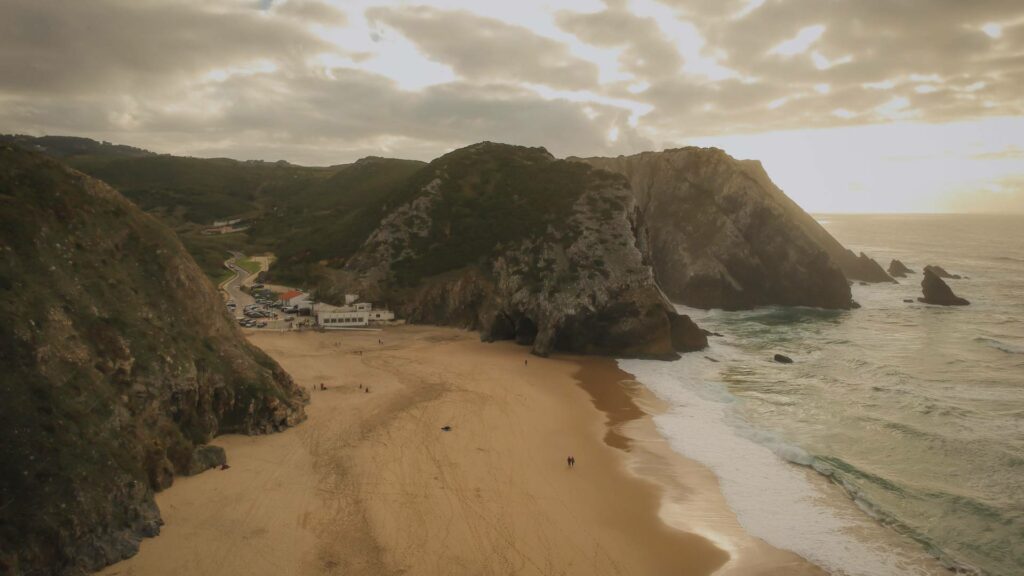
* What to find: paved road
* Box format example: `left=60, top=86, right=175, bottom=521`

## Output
left=222, top=252, right=255, bottom=317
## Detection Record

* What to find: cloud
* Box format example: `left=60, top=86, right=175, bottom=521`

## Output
left=273, top=0, right=347, bottom=24
left=0, top=0, right=1021, bottom=208
left=0, top=63, right=644, bottom=164
left=0, top=0, right=336, bottom=94
left=366, top=6, right=600, bottom=90
left=555, top=5, right=683, bottom=81
left=944, top=176, right=1024, bottom=213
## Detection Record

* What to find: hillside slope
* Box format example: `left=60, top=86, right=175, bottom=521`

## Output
left=576, top=149, right=869, bottom=310
left=334, top=142, right=706, bottom=358
left=0, top=147, right=307, bottom=575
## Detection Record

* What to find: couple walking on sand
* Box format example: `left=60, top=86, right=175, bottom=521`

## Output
left=566, top=456, right=576, bottom=468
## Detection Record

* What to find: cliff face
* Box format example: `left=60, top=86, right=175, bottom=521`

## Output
left=0, top=148, right=307, bottom=575
left=737, top=160, right=894, bottom=284
left=334, top=142, right=704, bottom=358
left=576, top=148, right=857, bottom=310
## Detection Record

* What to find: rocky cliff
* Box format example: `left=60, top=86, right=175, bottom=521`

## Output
left=919, top=268, right=970, bottom=306
left=333, top=142, right=704, bottom=358
left=0, top=148, right=307, bottom=575
left=888, top=259, right=913, bottom=278
left=738, top=160, right=895, bottom=284
left=575, top=148, right=860, bottom=310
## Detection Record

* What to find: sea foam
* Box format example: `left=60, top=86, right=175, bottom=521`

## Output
left=620, top=345, right=936, bottom=576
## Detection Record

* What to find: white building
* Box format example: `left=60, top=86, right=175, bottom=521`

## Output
left=315, top=296, right=396, bottom=328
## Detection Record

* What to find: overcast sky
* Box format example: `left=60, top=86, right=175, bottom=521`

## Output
left=2, top=0, right=1023, bottom=212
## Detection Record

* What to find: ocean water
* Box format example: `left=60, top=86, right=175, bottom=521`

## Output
left=622, top=214, right=1024, bottom=576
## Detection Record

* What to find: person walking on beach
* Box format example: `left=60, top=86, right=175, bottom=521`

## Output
left=567, top=456, right=572, bottom=468
left=570, top=456, right=575, bottom=468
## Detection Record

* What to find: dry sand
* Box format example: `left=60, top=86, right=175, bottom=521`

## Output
left=99, top=326, right=822, bottom=576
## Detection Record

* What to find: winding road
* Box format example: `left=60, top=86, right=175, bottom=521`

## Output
left=221, top=252, right=256, bottom=317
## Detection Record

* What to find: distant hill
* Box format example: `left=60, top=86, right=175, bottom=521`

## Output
left=334, top=142, right=707, bottom=358
left=576, top=149, right=860, bottom=310
left=0, top=134, right=427, bottom=281
left=7, top=134, right=892, bottom=312
left=0, top=146, right=307, bottom=575
left=0, top=134, right=155, bottom=159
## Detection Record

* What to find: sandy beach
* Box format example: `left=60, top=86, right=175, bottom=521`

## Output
left=99, top=326, right=822, bottom=576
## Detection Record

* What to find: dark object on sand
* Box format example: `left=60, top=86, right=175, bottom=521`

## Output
left=918, top=269, right=969, bottom=306
left=704, top=356, right=719, bottom=363
left=774, top=354, right=794, bottom=364
left=903, top=299, right=914, bottom=303
left=441, top=426, right=452, bottom=432
left=923, top=265, right=962, bottom=280
left=220, top=464, right=231, bottom=471
left=888, top=259, right=913, bottom=278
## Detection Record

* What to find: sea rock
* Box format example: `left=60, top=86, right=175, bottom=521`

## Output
left=844, top=252, right=896, bottom=283
left=573, top=148, right=858, bottom=310
left=888, top=259, right=913, bottom=278
left=774, top=354, right=794, bottom=364
left=669, top=314, right=709, bottom=352
left=904, top=299, right=914, bottom=303
left=923, top=264, right=962, bottom=280
left=0, top=147, right=308, bottom=575
left=918, top=268, right=970, bottom=306
left=337, top=142, right=701, bottom=359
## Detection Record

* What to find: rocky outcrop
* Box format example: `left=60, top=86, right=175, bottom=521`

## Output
left=669, top=314, right=709, bottom=352
left=774, top=354, right=794, bottom=364
left=918, top=268, right=969, bottom=306
left=923, top=265, right=962, bottom=280
left=0, top=147, right=307, bottom=575
left=888, top=259, right=913, bottom=278
left=574, top=148, right=857, bottom=310
left=336, top=142, right=703, bottom=358
left=738, top=160, right=896, bottom=284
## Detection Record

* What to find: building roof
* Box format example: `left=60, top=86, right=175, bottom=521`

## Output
left=278, top=290, right=304, bottom=301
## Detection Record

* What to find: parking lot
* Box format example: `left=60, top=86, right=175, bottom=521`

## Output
left=227, top=284, right=297, bottom=329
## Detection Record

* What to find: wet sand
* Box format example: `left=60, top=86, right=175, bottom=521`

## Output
left=99, top=326, right=821, bottom=576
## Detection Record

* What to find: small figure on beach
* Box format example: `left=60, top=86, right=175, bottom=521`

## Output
left=441, top=425, right=452, bottom=432
left=569, top=456, right=576, bottom=468
left=359, top=384, right=363, bottom=390
left=365, top=387, right=370, bottom=393
left=525, top=359, right=528, bottom=366
left=320, top=383, right=326, bottom=391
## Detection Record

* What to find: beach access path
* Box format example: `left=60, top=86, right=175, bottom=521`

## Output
left=98, top=326, right=822, bottom=576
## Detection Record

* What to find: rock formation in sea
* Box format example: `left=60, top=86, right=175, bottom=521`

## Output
left=573, top=148, right=870, bottom=310
left=888, top=259, right=913, bottom=278
left=0, top=147, right=308, bottom=575
left=918, top=268, right=970, bottom=306
left=334, top=142, right=703, bottom=358
left=774, top=354, right=794, bottom=364
left=923, top=264, right=962, bottom=280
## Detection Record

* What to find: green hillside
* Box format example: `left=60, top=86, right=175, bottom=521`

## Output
left=2, top=136, right=427, bottom=284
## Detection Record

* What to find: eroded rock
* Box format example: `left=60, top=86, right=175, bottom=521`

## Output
left=918, top=269, right=969, bottom=306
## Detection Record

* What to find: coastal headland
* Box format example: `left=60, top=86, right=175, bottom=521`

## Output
left=99, top=326, right=821, bottom=576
